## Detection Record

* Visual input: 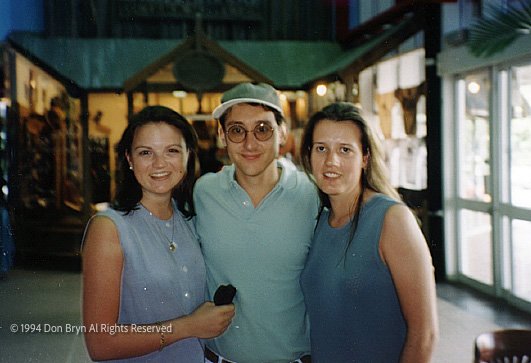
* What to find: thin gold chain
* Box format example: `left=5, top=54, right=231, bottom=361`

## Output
left=140, top=203, right=177, bottom=252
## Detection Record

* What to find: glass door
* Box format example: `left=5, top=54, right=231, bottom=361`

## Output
left=456, top=71, right=493, bottom=286
left=506, top=64, right=531, bottom=303
left=451, top=63, right=531, bottom=310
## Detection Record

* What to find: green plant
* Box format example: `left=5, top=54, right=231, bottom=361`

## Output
left=468, top=0, right=531, bottom=57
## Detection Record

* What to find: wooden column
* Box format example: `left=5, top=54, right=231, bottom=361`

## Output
left=423, top=3, right=445, bottom=281
left=80, top=91, right=92, bottom=220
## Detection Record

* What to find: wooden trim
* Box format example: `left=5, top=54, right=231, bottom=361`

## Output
left=198, top=34, right=272, bottom=84
left=123, top=37, right=194, bottom=92
left=123, top=32, right=272, bottom=92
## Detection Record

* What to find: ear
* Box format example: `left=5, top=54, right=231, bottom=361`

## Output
left=278, top=123, right=287, bottom=145
left=218, top=124, right=227, bottom=147
left=125, top=151, right=132, bottom=168
left=362, top=150, right=370, bottom=169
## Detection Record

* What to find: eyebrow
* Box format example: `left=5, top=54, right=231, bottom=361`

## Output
left=133, top=143, right=184, bottom=150
left=312, top=141, right=356, bottom=147
left=226, top=120, right=273, bottom=127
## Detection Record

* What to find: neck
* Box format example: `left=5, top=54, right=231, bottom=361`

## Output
left=328, top=186, right=364, bottom=228
left=235, top=162, right=280, bottom=207
left=140, top=198, right=173, bottom=220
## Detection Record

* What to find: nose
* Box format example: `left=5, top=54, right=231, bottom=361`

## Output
left=152, top=153, right=167, bottom=167
left=243, top=130, right=259, bottom=150
left=325, top=151, right=339, bottom=166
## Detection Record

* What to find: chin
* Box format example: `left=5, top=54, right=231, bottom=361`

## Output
left=318, top=184, right=341, bottom=196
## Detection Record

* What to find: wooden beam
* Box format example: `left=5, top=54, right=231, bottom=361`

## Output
left=123, top=37, right=194, bottom=92
left=340, top=12, right=423, bottom=76
left=198, top=33, right=272, bottom=84
left=339, top=0, right=453, bottom=47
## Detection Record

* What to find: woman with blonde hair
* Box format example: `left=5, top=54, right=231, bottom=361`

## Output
left=300, top=102, right=438, bottom=362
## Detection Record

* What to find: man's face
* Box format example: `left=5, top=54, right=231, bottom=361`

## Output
left=221, top=103, right=284, bottom=180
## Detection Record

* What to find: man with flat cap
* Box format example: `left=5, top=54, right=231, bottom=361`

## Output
left=194, top=82, right=318, bottom=363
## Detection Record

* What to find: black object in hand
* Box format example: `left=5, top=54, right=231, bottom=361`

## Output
left=214, top=284, right=237, bottom=306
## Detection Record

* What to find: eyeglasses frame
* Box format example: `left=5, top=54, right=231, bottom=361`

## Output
left=225, top=122, right=276, bottom=143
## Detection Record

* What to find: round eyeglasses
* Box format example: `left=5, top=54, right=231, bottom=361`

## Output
left=226, top=123, right=275, bottom=143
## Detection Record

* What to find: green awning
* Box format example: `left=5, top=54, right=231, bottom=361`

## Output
left=7, top=18, right=419, bottom=92
left=217, top=17, right=418, bottom=88
left=8, top=33, right=181, bottom=90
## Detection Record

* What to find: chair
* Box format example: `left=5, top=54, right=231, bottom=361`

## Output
left=474, top=329, right=531, bottom=363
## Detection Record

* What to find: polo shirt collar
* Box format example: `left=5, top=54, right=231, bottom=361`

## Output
left=221, top=160, right=298, bottom=191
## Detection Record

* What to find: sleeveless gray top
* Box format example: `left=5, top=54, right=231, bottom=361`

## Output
left=95, top=202, right=206, bottom=362
left=301, top=194, right=407, bottom=362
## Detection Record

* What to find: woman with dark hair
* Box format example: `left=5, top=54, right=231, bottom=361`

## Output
left=299, top=102, right=438, bottom=362
left=82, top=106, right=234, bottom=362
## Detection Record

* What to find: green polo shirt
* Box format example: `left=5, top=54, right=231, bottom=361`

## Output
left=194, top=162, right=319, bottom=363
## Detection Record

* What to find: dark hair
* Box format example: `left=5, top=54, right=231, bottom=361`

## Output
left=300, top=102, right=400, bottom=250
left=113, top=105, right=198, bottom=219
left=218, top=102, right=284, bottom=129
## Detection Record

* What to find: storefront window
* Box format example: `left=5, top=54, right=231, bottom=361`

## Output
left=458, top=72, right=491, bottom=202
left=512, top=219, right=531, bottom=301
left=510, top=64, right=531, bottom=209
left=19, top=93, right=83, bottom=214
left=459, top=209, right=492, bottom=285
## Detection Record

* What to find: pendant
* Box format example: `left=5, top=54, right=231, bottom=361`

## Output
left=169, top=242, right=177, bottom=252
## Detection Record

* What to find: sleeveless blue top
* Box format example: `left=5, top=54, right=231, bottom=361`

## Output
left=300, top=194, right=406, bottom=363
left=95, top=202, right=206, bottom=362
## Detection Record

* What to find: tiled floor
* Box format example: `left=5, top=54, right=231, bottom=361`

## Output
left=0, top=267, right=91, bottom=363
left=1, top=267, right=530, bottom=363
left=437, top=282, right=531, bottom=329
left=433, top=282, right=531, bottom=362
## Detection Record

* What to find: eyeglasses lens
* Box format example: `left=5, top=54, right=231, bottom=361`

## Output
left=227, top=123, right=274, bottom=143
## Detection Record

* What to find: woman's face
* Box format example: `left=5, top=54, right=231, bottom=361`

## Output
left=126, top=122, right=189, bottom=201
left=310, top=119, right=368, bottom=199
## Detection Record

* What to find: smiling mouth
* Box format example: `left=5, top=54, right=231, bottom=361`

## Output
left=324, top=172, right=340, bottom=178
left=150, top=172, right=171, bottom=178
left=242, top=154, right=260, bottom=160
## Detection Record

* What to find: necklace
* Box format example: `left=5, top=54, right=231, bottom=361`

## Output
left=141, top=204, right=177, bottom=252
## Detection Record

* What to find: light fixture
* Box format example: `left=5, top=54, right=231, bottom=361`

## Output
left=172, top=90, right=187, bottom=98
left=316, top=84, right=327, bottom=97
left=467, top=81, right=480, bottom=94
